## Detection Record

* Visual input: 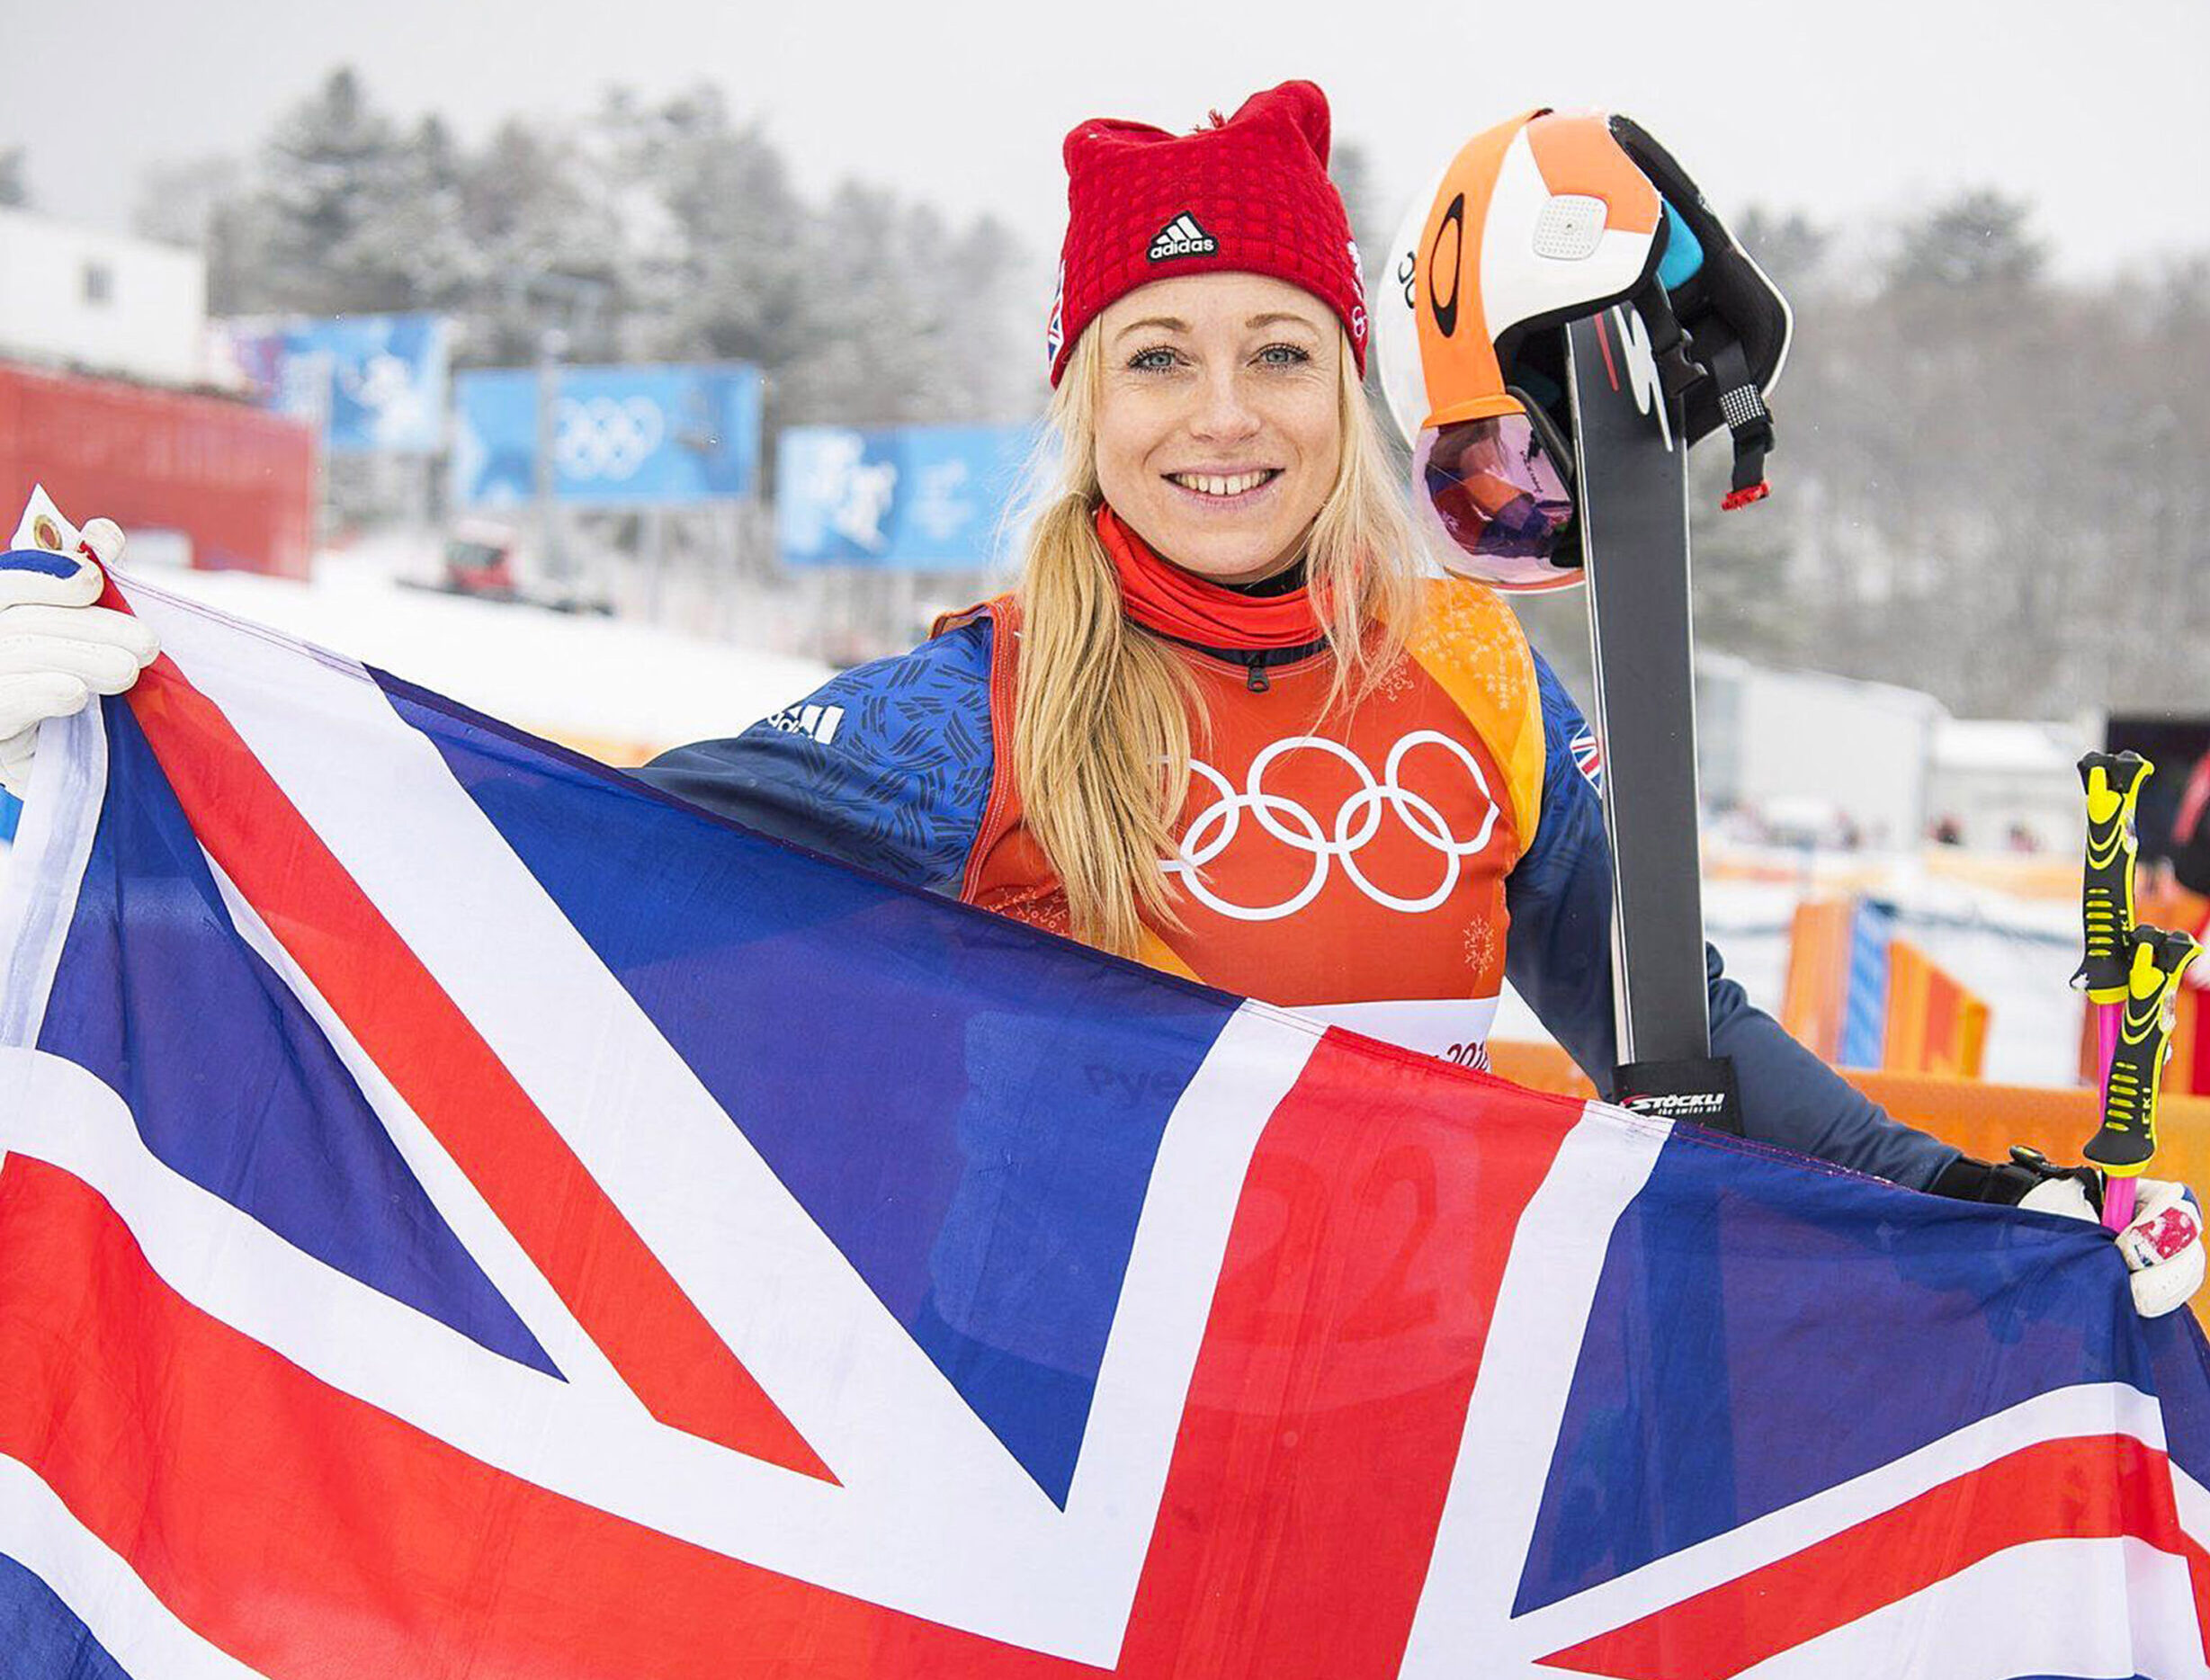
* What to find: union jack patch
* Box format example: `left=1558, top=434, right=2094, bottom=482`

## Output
left=1044, top=262, right=1066, bottom=370
left=1570, top=726, right=1605, bottom=792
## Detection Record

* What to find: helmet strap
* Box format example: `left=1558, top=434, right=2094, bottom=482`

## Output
left=1706, top=336, right=1775, bottom=509
left=1629, top=275, right=1702, bottom=402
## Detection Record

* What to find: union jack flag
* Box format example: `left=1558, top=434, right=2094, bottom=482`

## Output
left=1, top=504, right=2208, bottom=1677
left=1571, top=723, right=1605, bottom=793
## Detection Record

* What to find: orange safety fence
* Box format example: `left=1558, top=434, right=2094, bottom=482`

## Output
left=1778, top=899, right=1852, bottom=1063
left=1883, top=940, right=1990, bottom=1079
left=1778, top=900, right=1991, bottom=1077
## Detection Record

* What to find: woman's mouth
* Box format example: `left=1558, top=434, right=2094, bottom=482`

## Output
left=1164, top=469, right=1284, bottom=504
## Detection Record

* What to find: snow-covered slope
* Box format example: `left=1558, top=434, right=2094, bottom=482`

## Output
left=138, top=547, right=831, bottom=764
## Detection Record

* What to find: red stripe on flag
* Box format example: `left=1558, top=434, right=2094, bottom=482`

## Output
left=0, top=1033, right=1586, bottom=1676
left=1543, top=1433, right=2210, bottom=1677
left=1088, top=1033, right=1584, bottom=1677
left=112, top=638, right=835, bottom=1484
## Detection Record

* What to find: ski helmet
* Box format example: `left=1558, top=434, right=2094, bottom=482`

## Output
left=1375, top=109, right=1793, bottom=591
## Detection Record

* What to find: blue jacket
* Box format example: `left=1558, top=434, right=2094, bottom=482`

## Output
left=636, top=617, right=1961, bottom=1191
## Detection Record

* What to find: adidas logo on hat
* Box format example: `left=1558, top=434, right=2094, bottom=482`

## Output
left=1148, top=213, right=1219, bottom=262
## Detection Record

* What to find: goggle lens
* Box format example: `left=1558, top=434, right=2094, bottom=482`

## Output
left=1412, top=411, right=1578, bottom=590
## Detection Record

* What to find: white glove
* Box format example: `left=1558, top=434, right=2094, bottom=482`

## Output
left=0, top=518, right=158, bottom=798
left=2021, top=1173, right=2206, bottom=1319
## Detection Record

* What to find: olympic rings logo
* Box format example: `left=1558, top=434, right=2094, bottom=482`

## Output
left=1159, top=731, right=1500, bottom=923
left=554, top=397, right=666, bottom=482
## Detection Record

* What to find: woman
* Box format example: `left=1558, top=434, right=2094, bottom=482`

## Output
left=2, top=81, right=2197, bottom=1314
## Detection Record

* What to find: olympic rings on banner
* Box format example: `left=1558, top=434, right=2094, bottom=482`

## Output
left=554, top=397, right=666, bottom=482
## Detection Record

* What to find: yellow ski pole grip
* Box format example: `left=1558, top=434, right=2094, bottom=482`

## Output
left=2072, top=751, right=2152, bottom=1003
left=2084, top=928, right=2202, bottom=1177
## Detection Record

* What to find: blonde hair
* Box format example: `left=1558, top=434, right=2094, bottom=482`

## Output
left=1011, top=326, right=1423, bottom=955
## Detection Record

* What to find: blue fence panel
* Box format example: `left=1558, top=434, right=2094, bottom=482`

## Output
left=451, top=365, right=764, bottom=509
left=255, top=314, right=452, bottom=455
left=1838, top=898, right=1897, bottom=1068
left=776, top=425, right=1036, bottom=570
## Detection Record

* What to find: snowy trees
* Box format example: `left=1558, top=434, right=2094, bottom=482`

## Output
left=155, top=67, right=1032, bottom=430
left=102, top=68, right=2210, bottom=710
left=1517, top=190, right=2210, bottom=719
left=1679, top=191, right=2210, bottom=718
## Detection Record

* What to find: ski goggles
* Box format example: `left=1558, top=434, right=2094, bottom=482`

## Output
left=1410, top=394, right=1579, bottom=593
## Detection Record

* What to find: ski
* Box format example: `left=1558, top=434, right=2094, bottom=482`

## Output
left=1565, top=304, right=1738, bottom=1128
left=1370, top=107, right=1790, bottom=1128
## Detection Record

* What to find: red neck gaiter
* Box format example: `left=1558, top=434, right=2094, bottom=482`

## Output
left=1095, top=505, right=1325, bottom=652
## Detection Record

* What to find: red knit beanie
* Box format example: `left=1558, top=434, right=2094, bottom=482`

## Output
left=1047, top=80, right=1367, bottom=386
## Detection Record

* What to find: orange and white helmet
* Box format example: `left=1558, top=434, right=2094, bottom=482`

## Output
left=1376, top=109, right=1792, bottom=590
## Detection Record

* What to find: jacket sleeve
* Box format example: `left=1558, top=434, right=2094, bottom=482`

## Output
left=627, top=617, right=998, bottom=896
left=1502, top=651, right=1962, bottom=1191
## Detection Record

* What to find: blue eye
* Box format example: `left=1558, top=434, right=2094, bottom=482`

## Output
left=1257, top=343, right=1311, bottom=367
left=1127, top=346, right=1180, bottom=372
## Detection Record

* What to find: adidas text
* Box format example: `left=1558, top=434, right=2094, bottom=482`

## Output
left=1148, top=213, right=1219, bottom=262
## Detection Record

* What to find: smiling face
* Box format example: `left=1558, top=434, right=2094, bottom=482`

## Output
left=1091, top=272, right=1344, bottom=585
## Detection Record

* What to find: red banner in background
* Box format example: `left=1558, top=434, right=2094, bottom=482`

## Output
left=0, top=363, right=315, bottom=579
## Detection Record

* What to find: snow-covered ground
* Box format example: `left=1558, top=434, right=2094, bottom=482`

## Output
left=127, top=538, right=831, bottom=762
left=1490, top=861, right=2084, bottom=1086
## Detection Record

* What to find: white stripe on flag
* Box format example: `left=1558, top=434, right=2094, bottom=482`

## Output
left=1069, top=1000, right=1315, bottom=1524
left=1398, top=1099, right=1669, bottom=1677
left=0, top=701, right=107, bottom=1049
left=123, top=583, right=1056, bottom=1519
left=1739, top=1536, right=2208, bottom=1679
left=0, top=1455, right=269, bottom=1680
left=1506, top=1380, right=2177, bottom=1660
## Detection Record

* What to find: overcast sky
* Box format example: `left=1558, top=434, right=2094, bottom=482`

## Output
left=6, top=0, right=2205, bottom=290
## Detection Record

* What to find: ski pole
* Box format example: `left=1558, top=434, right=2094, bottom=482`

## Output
left=2071, top=751, right=2152, bottom=1229
left=2084, top=927, right=2203, bottom=1226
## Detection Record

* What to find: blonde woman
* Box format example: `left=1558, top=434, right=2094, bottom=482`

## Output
left=3, top=83, right=2198, bottom=1313
left=657, top=85, right=1932, bottom=1140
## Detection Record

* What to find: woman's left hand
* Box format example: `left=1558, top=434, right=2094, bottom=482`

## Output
left=2021, top=1173, right=2206, bottom=1318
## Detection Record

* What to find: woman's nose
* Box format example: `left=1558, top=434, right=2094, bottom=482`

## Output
left=1187, top=368, right=1262, bottom=442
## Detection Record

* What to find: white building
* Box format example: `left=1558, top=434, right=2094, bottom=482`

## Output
left=0, top=207, right=206, bottom=388
left=1928, top=718, right=2094, bottom=853
left=1698, top=654, right=1948, bottom=851
left=1692, top=651, right=2093, bottom=853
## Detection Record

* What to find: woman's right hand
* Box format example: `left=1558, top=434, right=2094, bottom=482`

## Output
left=0, top=518, right=159, bottom=798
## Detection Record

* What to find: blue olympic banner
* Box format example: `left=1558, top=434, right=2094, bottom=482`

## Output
left=775, top=424, right=1037, bottom=570
left=228, top=314, right=452, bottom=456
left=450, top=365, right=765, bottom=509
